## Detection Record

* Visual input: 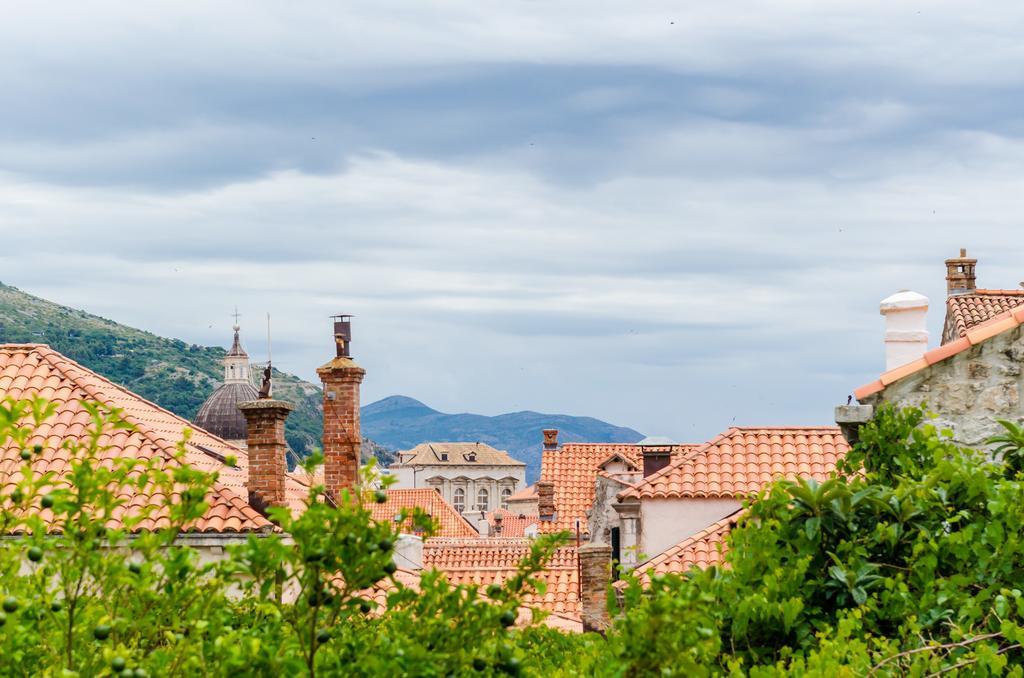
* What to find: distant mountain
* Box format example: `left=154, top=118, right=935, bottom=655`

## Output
left=0, top=281, right=389, bottom=465
left=0, top=281, right=641, bottom=478
left=362, top=395, right=644, bottom=481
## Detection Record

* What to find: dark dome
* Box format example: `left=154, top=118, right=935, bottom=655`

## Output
left=193, top=382, right=260, bottom=441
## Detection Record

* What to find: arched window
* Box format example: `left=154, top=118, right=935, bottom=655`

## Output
left=476, top=487, right=489, bottom=511
left=453, top=488, right=465, bottom=513
left=501, top=488, right=512, bottom=509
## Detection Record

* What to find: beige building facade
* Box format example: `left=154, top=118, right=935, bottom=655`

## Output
left=388, top=442, right=526, bottom=513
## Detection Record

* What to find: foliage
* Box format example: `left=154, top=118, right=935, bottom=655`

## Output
left=0, top=396, right=567, bottom=676
left=7, top=393, right=1024, bottom=676
left=594, top=404, right=1024, bottom=675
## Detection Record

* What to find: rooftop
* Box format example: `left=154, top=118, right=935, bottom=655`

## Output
left=367, top=488, right=479, bottom=538
left=945, top=289, right=1024, bottom=340
left=539, top=443, right=697, bottom=534
left=394, top=442, right=525, bottom=468
left=620, top=427, right=848, bottom=500
left=631, top=511, right=741, bottom=585
left=0, top=344, right=293, bottom=534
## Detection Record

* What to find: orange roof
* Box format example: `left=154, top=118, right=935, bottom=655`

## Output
left=505, top=483, right=537, bottom=502
left=423, top=538, right=580, bottom=617
left=0, top=344, right=277, bottom=534
left=367, top=488, right=479, bottom=538
left=620, top=428, right=848, bottom=500
left=632, top=511, right=740, bottom=584
left=946, top=289, right=1024, bottom=339
left=856, top=305, right=1024, bottom=400
left=487, top=509, right=538, bottom=538
left=539, top=443, right=696, bottom=534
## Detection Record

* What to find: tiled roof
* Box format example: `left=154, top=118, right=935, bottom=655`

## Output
left=856, top=305, right=1024, bottom=400
left=422, top=538, right=580, bottom=617
left=620, top=428, right=848, bottom=500
left=506, top=483, right=536, bottom=502
left=0, top=344, right=277, bottom=534
left=487, top=509, right=538, bottom=538
left=945, top=289, right=1024, bottom=340
left=539, top=443, right=696, bottom=534
left=367, top=488, right=479, bottom=538
left=395, top=442, right=525, bottom=468
left=632, top=511, right=740, bottom=584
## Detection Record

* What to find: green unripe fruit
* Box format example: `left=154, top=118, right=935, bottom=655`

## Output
left=499, top=610, right=516, bottom=628
left=0, top=612, right=6, bottom=626
left=33, top=444, right=43, bottom=454
left=134, top=670, right=149, bottom=678
left=111, top=657, right=127, bottom=671
left=50, top=600, right=63, bottom=612
left=2, top=597, right=18, bottom=613
left=20, top=450, right=31, bottom=461
left=10, top=490, right=23, bottom=504
left=473, top=657, right=487, bottom=671
left=378, top=538, right=393, bottom=552
left=359, top=599, right=372, bottom=614
left=502, top=657, right=521, bottom=675
left=383, top=561, right=397, bottom=575
left=40, top=495, right=54, bottom=509
left=27, top=547, right=43, bottom=562
left=93, top=624, right=111, bottom=640
left=304, top=550, right=325, bottom=563
left=128, top=562, right=142, bottom=575
left=120, top=669, right=134, bottom=678
left=487, top=584, right=502, bottom=598
left=316, top=629, right=331, bottom=644
left=374, top=490, right=388, bottom=503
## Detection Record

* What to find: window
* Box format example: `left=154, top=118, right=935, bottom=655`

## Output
left=453, top=488, right=465, bottom=513
left=476, top=488, right=489, bottom=511
left=501, top=488, right=512, bottom=509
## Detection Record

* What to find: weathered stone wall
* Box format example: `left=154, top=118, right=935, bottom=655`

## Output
left=863, top=324, right=1024, bottom=448
left=588, top=474, right=632, bottom=545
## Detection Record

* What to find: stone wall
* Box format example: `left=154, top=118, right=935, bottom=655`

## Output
left=862, top=324, right=1024, bottom=448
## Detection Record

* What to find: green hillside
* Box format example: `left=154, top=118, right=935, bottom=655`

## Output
left=0, top=281, right=392, bottom=463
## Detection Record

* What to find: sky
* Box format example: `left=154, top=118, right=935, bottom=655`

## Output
left=2, top=1, right=1024, bottom=443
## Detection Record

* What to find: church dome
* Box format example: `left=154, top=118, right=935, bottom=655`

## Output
left=193, top=323, right=259, bottom=442
left=194, top=381, right=260, bottom=441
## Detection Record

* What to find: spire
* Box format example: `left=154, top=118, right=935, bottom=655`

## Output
left=223, top=313, right=251, bottom=384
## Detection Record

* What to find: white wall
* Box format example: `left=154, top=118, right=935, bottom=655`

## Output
left=638, top=497, right=741, bottom=563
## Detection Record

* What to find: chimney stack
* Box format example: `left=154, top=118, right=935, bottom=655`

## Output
left=945, top=248, right=977, bottom=296
left=537, top=480, right=556, bottom=521
left=879, top=290, right=929, bottom=371
left=641, top=445, right=672, bottom=477
left=578, top=543, right=613, bottom=633
left=238, top=398, right=294, bottom=514
left=317, top=315, right=365, bottom=503
left=543, top=429, right=559, bottom=451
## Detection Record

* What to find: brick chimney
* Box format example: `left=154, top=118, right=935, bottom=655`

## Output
left=946, top=248, right=977, bottom=296
left=316, top=315, right=365, bottom=503
left=543, top=429, right=559, bottom=451
left=641, top=445, right=672, bottom=477
left=880, top=290, right=929, bottom=370
left=578, top=543, right=612, bottom=633
left=537, top=480, right=556, bottom=521
left=238, top=399, right=294, bottom=514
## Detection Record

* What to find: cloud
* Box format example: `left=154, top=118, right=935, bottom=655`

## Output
left=2, top=2, right=1024, bottom=442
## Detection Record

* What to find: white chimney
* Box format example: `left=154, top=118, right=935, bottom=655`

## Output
left=879, top=290, right=929, bottom=370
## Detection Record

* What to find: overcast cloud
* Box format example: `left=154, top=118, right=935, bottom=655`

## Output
left=2, top=1, right=1023, bottom=442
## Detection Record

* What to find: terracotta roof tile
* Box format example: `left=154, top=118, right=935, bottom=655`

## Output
left=632, top=511, right=740, bottom=584
left=539, top=443, right=698, bottom=534
left=505, top=484, right=537, bottom=502
left=423, top=538, right=580, bottom=617
left=367, top=488, right=479, bottom=538
left=856, top=307, right=1024, bottom=401
left=0, top=344, right=275, bottom=534
left=486, top=509, right=538, bottom=538
left=620, top=428, right=848, bottom=500
left=946, top=289, right=1024, bottom=339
